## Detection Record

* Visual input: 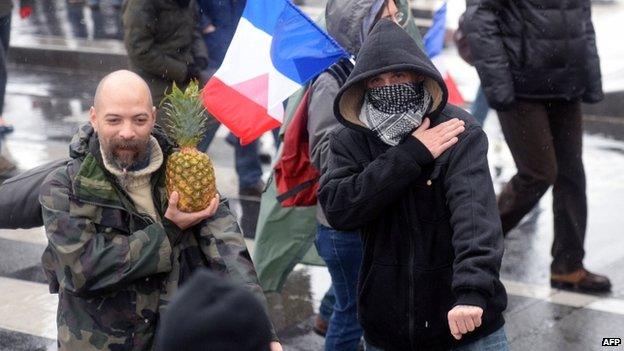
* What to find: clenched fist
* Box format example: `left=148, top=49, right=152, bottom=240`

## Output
left=447, top=305, right=483, bottom=340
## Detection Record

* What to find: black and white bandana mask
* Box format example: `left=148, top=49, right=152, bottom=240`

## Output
left=360, top=82, right=432, bottom=146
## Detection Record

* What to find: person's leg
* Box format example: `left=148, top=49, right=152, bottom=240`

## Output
left=318, top=286, right=335, bottom=324
left=545, top=101, right=610, bottom=291
left=233, top=137, right=263, bottom=193
left=470, top=86, right=490, bottom=126
left=496, top=100, right=558, bottom=234
left=196, top=119, right=221, bottom=153
left=224, top=132, right=264, bottom=193
left=546, top=101, right=586, bottom=274
left=89, top=1, right=106, bottom=39
left=451, top=327, right=509, bottom=351
left=66, top=1, right=88, bottom=38
left=315, top=224, right=363, bottom=351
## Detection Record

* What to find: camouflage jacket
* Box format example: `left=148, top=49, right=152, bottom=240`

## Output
left=40, top=124, right=269, bottom=350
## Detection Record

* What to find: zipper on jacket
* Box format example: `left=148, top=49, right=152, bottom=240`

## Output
left=406, top=208, right=417, bottom=350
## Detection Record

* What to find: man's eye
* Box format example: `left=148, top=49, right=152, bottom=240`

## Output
left=106, top=119, right=120, bottom=124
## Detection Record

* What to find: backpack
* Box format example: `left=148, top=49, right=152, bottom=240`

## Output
left=274, top=59, right=353, bottom=207
left=0, top=158, right=71, bottom=229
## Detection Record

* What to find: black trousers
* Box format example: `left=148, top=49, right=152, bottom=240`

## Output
left=497, top=99, right=586, bottom=274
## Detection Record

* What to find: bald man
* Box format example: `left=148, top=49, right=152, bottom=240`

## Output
left=39, top=70, right=281, bottom=351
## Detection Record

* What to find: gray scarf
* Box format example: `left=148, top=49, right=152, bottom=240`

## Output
left=359, top=82, right=432, bottom=146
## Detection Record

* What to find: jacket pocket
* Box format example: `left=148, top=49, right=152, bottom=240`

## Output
left=415, top=267, right=455, bottom=341
left=358, top=263, right=410, bottom=342
left=412, top=166, right=450, bottom=223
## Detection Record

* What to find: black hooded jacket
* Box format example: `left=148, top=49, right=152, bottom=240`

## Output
left=463, top=0, right=603, bottom=110
left=318, top=20, right=507, bottom=350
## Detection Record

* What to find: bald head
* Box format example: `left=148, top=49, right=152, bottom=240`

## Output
left=90, top=70, right=157, bottom=170
left=94, top=70, right=153, bottom=110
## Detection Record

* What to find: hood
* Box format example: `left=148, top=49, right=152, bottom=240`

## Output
left=325, top=0, right=419, bottom=56
left=334, top=19, right=449, bottom=134
left=68, top=123, right=175, bottom=160
left=325, top=0, right=386, bottom=55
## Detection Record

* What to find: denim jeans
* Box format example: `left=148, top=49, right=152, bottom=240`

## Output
left=470, top=86, right=490, bottom=126
left=319, top=285, right=336, bottom=322
left=364, top=327, right=509, bottom=351
left=315, top=224, right=363, bottom=351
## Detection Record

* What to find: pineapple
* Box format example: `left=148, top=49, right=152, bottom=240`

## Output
left=162, top=81, right=216, bottom=213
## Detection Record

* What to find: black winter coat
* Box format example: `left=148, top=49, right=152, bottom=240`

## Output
left=319, top=20, right=507, bottom=350
left=464, top=0, right=603, bottom=110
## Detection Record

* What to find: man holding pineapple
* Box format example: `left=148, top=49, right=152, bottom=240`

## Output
left=39, top=70, right=281, bottom=351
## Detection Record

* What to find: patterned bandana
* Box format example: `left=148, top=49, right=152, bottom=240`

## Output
left=360, top=82, right=432, bottom=146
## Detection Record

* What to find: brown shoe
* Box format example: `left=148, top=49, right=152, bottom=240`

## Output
left=312, top=314, right=328, bottom=337
left=551, top=268, right=612, bottom=293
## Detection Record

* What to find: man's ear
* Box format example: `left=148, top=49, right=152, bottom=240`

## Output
left=89, top=106, right=98, bottom=132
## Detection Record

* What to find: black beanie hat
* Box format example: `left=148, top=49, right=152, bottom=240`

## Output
left=155, top=269, right=272, bottom=351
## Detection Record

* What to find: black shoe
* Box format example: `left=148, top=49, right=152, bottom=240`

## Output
left=551, top=268, right=612, bottom=294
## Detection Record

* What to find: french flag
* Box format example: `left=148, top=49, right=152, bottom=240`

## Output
left=202, top=0, right=348, bottom=145
left=423, top=1, right=464, bottom=106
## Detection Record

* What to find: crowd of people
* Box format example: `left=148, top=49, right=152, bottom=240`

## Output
left=0, top=0, right=611, bottom=350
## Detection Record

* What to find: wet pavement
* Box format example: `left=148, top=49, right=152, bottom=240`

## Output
left=1, top=0, right=624, bottom=350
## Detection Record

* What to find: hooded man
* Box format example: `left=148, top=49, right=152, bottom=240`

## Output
left=319, top=20, right=508, bottom=350
left=39, top=70, right=281, bottom=351
left=306, top=1, right=423, bottom=349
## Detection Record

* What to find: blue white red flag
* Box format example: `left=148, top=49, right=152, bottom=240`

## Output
left=423, top=1, right=464, bottom=105
left=202, top=0, right=349, bottom=145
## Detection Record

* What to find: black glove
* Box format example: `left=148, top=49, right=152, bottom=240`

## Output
left=185, top=64, right=201, bottom=83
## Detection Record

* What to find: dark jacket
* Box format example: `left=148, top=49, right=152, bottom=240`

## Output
left=40, top=124, right=272, bottom=350
left=309, top=0, right=424, bottom=226
left=122, top=0, right=209, bottom=106
left=464, top=0, right=603, bottom=110
left=197, top=0, right=245, bottom=69
left=318, top=20, right=507, bottom=350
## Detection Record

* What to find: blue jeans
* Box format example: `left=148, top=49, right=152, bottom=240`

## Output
left=470, top=86, right=490, bottom=126
left=364, top=327, right=509, bottom=351
left=319, top=285, right=336, bottom=322
left=315, top=224, right=363, bottom=351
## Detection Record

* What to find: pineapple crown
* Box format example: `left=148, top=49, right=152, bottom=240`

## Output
left=161, top=80, right=209, bottom=149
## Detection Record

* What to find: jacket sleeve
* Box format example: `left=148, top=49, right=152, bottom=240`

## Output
left=443, top=126, right=504, bottom=309
left=318, top=130, right=433, bottom=231
left=308, top=74, right=341, bottom=173
left=122, top=1, right=188, bottom=83
left=464, top=0, right=515, bottom=110
left=197, top=198, right=279, bottom=341
left=581, top=0, right=604, bottom=104
left=191, top=1, right=209, bottom=65
left=39, top=168, right=173, bottom=297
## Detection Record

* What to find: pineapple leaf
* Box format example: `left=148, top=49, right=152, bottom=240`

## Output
left=161, top=80, right=209, bottom=148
